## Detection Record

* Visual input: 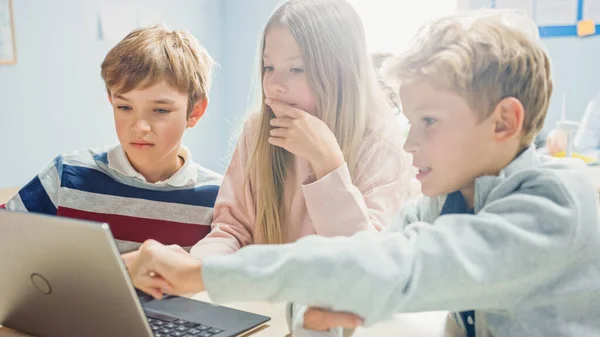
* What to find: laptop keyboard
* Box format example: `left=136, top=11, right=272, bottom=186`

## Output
left=147, top=316, right=224, bottom=337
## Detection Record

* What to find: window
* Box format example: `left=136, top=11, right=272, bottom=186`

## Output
left=349, top=0, right=458, bottom=54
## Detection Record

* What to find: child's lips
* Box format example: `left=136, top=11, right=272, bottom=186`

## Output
left=131, top=142, right=154, bottom=149
left=266, top=97, right=297, bottom=107
left=416, top=167, right=432, bottom=181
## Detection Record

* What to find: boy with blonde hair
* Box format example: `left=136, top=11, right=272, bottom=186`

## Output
left=127, top=11, right=600, bottom=337
left=2, top=25, right=221, bottom=252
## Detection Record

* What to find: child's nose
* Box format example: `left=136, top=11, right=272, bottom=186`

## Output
left=267, top=74, right=288, bottom=96
left=131, top=119, right=151, bottom=134
left=403, top=128, right=419, bottom=154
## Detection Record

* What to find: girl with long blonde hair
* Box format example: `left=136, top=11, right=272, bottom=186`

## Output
left=191, top=0, right=411, bottom=254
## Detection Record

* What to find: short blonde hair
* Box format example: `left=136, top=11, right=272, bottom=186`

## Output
left=388, top=10, right=553, bottom=146
left=101, top=24, right=214, bottom=117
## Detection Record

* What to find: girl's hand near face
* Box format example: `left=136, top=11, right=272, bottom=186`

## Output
left=267, top=99, right=345, bottom=179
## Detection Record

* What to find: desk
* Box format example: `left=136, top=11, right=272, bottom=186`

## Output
left=0, top=292, right=450, bottom=337
left=0, top=187, right=18, bottom=205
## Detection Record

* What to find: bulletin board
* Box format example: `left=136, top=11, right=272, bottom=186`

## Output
left=490, top=0, right=600, bottom=38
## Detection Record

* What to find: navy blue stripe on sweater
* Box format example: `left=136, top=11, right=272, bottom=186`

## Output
left=19, top=176, right=57, bottom=215
left=60, top=164, right=219, bottom=208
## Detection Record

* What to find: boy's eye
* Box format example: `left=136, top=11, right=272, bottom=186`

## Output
left=263, top=66, right=274, bottom=72
left=423, top=117, right=436, bottom=126
left=154, top=108, right=171, bottom=114
left=290, top=68, right=304, bottom=74
left=117, top=105, right=131, bottom=111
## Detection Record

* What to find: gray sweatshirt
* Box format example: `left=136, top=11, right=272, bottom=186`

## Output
left=203, top=147, right=600, bottom=336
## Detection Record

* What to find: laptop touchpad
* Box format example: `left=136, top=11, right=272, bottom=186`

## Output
left=142, top=295, right=214, bottom=315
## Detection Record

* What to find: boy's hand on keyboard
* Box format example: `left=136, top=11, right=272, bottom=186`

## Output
left=129, top=239, right=205, bottom=299
left=303, top=307, right=363, bottom=331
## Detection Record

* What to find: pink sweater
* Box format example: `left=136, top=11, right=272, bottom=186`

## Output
left=190, top=111, right=412, bottom=257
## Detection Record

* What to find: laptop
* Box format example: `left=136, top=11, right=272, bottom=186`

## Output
left=0, top=210, right=270, bottom=337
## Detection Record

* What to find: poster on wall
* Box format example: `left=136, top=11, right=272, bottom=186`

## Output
left=0, top=0, right=16, bottom=65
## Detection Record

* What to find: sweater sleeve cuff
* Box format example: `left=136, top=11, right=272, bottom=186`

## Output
left=301, top=163, right=352, bottom=204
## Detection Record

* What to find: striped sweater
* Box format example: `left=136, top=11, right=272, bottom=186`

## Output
left=1, top=145, right=222, bottom=251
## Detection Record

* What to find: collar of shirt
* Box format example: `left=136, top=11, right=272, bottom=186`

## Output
left=107, top=145, right=197, bottom=187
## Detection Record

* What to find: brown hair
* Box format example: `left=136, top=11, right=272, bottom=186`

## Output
left=101, top=24, right=214, bottom=116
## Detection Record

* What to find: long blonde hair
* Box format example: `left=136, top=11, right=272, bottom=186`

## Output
left=247, top=0, right=388, bottom=244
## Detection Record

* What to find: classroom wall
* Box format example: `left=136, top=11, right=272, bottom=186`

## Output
left=543, top=37, right=600, bottom=130
left=218, top=0, right=282, bottom=143
left=0, top=0, right=226, bottom=188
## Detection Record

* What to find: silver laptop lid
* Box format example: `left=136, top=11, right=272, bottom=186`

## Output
left=0, top=210, right=153, bottom=337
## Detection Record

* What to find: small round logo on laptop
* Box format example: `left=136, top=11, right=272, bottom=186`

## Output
left=30, top=273, right=52, bottom=295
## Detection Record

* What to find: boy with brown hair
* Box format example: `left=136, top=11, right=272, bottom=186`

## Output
left=2, top=24, right=221, bottom=252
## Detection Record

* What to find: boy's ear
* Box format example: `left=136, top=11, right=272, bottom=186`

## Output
left=492, top=97, right=524, bottom=142
left=187, top=99, right=209, bottom=128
